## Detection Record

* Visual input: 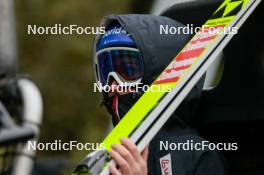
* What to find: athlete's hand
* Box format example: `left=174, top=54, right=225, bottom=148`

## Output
left=109, top=138, right=148, bottom=175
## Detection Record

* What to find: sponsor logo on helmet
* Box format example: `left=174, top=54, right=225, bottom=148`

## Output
left=102, top=26, right=130, bottom=39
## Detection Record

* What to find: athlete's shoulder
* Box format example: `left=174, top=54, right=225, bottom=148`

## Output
left=148, top=129, right=227, bottom=175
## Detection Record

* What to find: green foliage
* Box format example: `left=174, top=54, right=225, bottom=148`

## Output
left=15, top=0, right=133, bottom=165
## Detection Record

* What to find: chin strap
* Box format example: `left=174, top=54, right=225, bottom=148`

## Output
left=112, top=95, right=120, bottom=122
left=101, top=91, right=143, bottom=125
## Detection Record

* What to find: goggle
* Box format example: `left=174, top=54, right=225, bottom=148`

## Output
left=94, top=47, right=143, bottom=86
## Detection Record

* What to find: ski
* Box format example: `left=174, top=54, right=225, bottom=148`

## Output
left=73, top=0, right=262, bottom=174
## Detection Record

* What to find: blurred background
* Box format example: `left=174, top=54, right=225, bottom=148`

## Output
left=9, top=0, right=264, bottom=174
left=14, top=0, right=154, bottom=174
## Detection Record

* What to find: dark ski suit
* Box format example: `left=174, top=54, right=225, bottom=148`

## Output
left=99, top=14, right=227, bottom=175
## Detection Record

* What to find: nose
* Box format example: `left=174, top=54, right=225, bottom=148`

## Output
left=108, top=80, right=120, bottom=97
left=110, top=80, right=119, bottom=92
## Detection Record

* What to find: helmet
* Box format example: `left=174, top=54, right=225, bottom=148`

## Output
left=93, top=23, right=144, bottom=123
left=94, top=24, right=143, bottom=87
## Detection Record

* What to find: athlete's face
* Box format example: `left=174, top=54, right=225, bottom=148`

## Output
left=107, top=80, right=138, bottom=121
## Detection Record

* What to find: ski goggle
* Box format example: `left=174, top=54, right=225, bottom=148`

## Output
left=94, top=47, right=143, bottom=86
